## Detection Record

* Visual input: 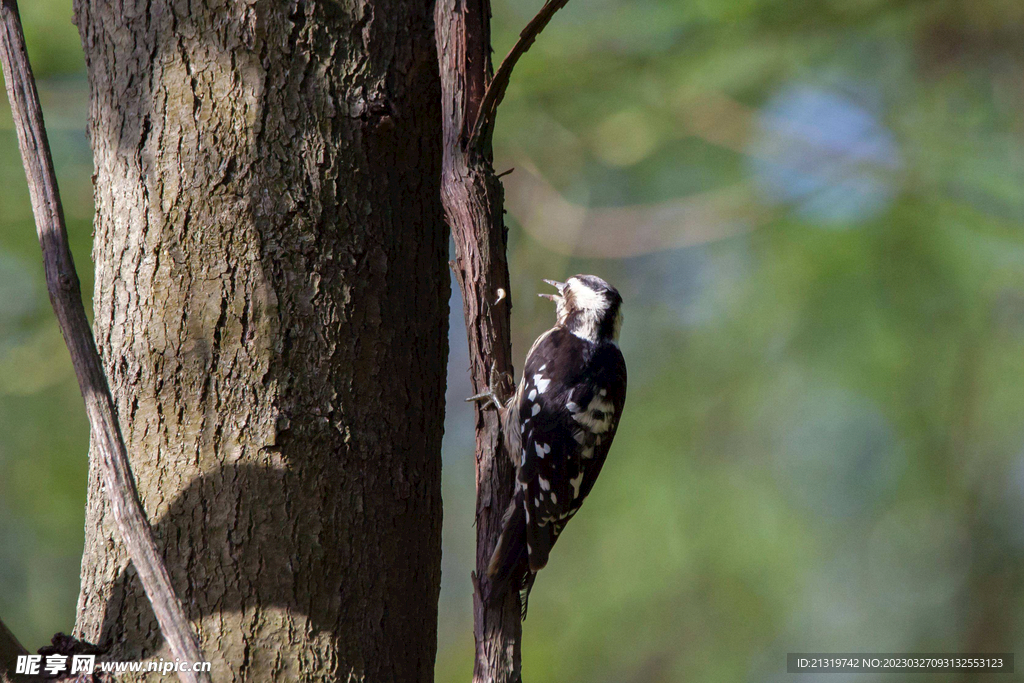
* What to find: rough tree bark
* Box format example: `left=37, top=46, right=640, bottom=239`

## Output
left=71, top=1, right=448, bottom=680
left=2, top=1, right=205, bottom=677
left=435, top=0, right=521, bottom=679
left=436, top=2, right=571, bottom=681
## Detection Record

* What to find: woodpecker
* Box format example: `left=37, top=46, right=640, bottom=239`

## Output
left=473, top=274, right=627, bottom=617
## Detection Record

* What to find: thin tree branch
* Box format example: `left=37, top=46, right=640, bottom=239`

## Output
left=0, top=2, right=208, bottom=682
left=467, top=0, right=570, bottom=150
left=0, top=616, right=35, bottom=683
left=436, top=0, right=522, bottom=679
left=439, top=0, right=574, bottom=681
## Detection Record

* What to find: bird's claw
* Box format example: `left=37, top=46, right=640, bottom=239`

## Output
left=466, top=360, right=508, bottom=411
left=466, top=388, right=503, bottom=412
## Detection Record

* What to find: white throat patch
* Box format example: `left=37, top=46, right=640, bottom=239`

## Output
left=567, top=279, right=608, bottom=343
left=568, top=280, right=607, bottom=311
left=570, top=309, right=602, bottom=343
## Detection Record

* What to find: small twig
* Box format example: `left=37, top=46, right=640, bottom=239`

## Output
left=496, top=168, right=515, bottom=179
left=0, top=615, right=39, bottom=683
left=467, top=0, right=570, bottom=150
left=0, top=2, right=208, bottom=682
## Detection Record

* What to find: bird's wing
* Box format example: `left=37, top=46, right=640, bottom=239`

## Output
left=515, top=328, right=583, bottom=571
left=513, top=330, right=628, bottom=573
left=519, top=404, right=576, bottom=571
left=570, top=343, right=627, bottom=503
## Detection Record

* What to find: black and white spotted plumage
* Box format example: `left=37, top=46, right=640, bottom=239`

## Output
left=487, top=275, right=627, bottom=617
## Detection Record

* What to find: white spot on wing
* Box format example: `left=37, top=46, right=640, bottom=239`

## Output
left=571, top=472, right=583, bottom=498
left=572, top=394, right=615, bottom=433
left=533, top=374, right=551, bottom=394
left=550, top=492, right=558, bottom=504
left=573, top=412, right=611, bottom=434
left=538, top=477, right=550, bottom=491
left=528, top=389, right=537, bottom=400
left=532, top=403, right=541, bottom=416
left=535, top=442, right=551, bottom=458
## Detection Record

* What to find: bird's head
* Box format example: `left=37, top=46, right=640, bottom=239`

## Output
left=540, top=274, right=623, bottom=344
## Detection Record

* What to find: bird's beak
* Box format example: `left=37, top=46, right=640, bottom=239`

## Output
left=538, top=279, right=564, bottom=301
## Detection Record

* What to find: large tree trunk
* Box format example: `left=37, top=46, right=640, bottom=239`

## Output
left=70, top=1, right=447, bottom=680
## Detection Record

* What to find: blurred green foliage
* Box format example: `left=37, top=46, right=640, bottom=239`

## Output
left=3, top=1, right=1024, bottom=681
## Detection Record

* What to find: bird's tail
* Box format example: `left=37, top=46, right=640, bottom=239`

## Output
left=486, top=492, right=535, bottom=619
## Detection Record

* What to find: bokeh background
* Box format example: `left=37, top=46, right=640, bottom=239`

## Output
left=3, top=1, right=1024, bottom=681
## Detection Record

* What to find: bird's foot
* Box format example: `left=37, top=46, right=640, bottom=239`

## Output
left=466, top=388, right=504, bottom=411
left=466, top=360, right=508, bottom=411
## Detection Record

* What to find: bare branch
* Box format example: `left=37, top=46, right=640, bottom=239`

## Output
left=0, top=2, right=208, bottom=682
left=467, top=0, right=571, bottom=150
left=0, top=616, right=36, bottom=683
left=436, top=0, right=522, bottom=679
